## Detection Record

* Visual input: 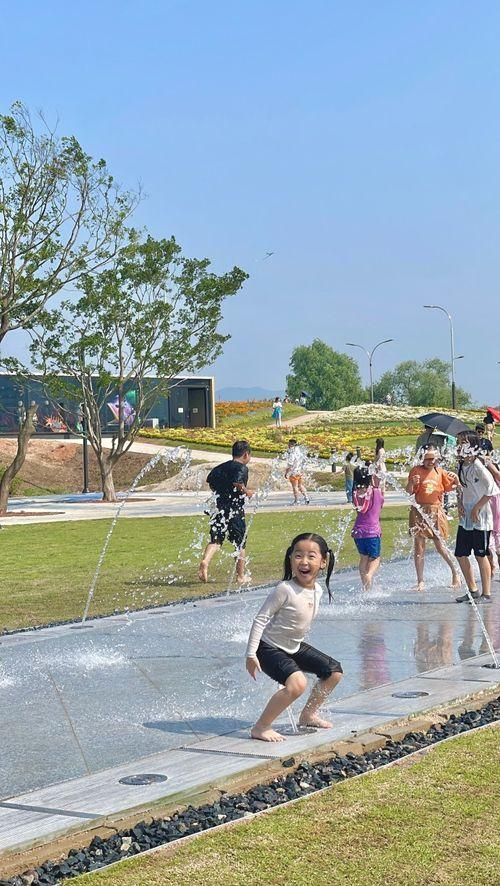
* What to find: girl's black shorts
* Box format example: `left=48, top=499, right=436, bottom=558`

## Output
left=257, top=639, right=343, bottom=686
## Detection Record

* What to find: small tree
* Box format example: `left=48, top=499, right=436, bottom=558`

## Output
left=0, top=102, right=135, bottom=513
left=372, top=358, right=472, bottom=407
left=286, top=339, right=365, bottom=410
left=30, top=234, right=247, bottom=501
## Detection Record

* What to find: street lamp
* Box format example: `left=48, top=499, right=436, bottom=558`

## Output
left=346, top=339, right=394, bottom=404
left=423, top=304, right=457, bottom=409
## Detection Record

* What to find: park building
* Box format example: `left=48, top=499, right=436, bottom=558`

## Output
left=0, top=373, right=216, bottom=436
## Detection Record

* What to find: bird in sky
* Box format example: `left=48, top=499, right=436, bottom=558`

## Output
left=263, top=251, right=275, bottom=260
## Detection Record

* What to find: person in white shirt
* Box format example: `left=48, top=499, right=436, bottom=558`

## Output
left=246, top=532, right=342, bottom=742
left=454, top=433, right=497, bottom=603
left=284, top=439, right=310, bottom=505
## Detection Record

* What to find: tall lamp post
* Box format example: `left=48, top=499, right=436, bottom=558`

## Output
left=423, top=304, right=457, bottom=409
left=346, top=339, right=394, bottom=404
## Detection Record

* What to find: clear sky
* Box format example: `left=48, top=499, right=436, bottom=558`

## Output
left=1, top=1, right=499, bottom=404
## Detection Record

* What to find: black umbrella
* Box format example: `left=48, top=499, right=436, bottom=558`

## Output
left=418, top=412, right=471, bottom=438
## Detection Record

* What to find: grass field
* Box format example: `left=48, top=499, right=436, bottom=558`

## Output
left=78, top=726, right=500, bottom=885
left=0, top=504, right=425, bottom=632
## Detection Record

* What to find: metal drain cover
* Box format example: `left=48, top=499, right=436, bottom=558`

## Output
left=119, top=773, right=168, bottom=786
left=70, top=624, right=94, bottom=630
left=392, top=690, right=430, bottom=699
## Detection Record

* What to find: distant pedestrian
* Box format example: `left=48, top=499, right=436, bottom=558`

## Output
left=344, top=453, right=354, bottom=503
left=373, top=437, right=387, bottom=489
left=475, top=423, right=493, bottom=456
left=285, top=439, right=310, bottom=505
left=483, top=410, right=495, bottom=442
left=272, top=397, right=283, bottom=428
left=198, top=440, right=253, bottom=584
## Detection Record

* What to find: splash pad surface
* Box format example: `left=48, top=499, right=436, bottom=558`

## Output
left=1, top=555, right=499, bottom=808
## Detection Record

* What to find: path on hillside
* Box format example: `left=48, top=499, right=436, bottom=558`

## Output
left=272, top=410, right=335, bottom=428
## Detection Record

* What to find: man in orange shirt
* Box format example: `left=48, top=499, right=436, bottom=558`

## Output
left=406, top=447, right=460, bottom=592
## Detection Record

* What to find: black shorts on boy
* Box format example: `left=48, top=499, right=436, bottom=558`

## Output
left=209, top=510, right=246, bottom=547
left=256, top=639, right=343, bottom=686
left=454, top=526, right=490, bottom=558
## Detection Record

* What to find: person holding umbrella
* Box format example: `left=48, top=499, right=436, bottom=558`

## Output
left=406, top=446, right=461, bottom=591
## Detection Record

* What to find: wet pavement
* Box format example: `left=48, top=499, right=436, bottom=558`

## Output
left=1, top=554, right=498, bottom=801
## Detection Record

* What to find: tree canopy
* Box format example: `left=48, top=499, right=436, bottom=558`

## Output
left=286, top=339, right=366, bottom=410
left=29, top=233, right=247, bottom=501
left=372, top=358, right=472, bottom=407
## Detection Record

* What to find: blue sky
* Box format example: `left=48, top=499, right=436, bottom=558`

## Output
left=1, top=1, right=499, bottom=404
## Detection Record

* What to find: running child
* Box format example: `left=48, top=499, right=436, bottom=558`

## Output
left=351, top=466, right=384, bottom=591
left=284, top=439, right=310, bottom=505
left=198, top=440, right=253, bottom=584
left=246, top=533, right=342, bottom=742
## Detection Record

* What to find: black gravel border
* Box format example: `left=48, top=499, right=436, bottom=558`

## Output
left=3, top=695, right=499, bottom=885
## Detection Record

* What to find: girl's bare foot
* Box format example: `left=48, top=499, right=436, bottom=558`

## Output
left=415, top=581, right=425, bottom=592
left=298, top=715, right=333, bottom=729
left=451, top=574, right=461, bottom=589
left=250, top=726, right=285, bottom=742
left=198, top=561, right=208, bottom=582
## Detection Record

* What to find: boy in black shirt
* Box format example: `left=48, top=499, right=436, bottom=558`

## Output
left=198, top=440, right=253, bottom=583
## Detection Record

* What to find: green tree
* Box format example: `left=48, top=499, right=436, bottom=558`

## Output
left=372, top=358, right=472, bottom=407
left=29, top=234, right=247, bottom=501
left=286, top=339, right=366, bottom=410
left=0, top=102, right=135, bottom=512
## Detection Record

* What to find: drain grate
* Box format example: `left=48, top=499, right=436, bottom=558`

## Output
left=69, top=624, right=94, bottom=630
left=119, top=773, right=168, bottom=786
left=392, top=690, right=430, bottom=699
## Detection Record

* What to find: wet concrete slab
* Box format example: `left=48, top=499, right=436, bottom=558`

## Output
left=0, top=555, right=499, bottom=855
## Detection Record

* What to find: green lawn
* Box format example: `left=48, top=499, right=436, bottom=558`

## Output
left=0, top=504, right=425, bottom=632
left=79, top=726, right=500, bottom=886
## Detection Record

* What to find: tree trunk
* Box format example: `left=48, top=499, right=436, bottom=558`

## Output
left=0, top=404, right=37, bottom=515
left=98, top=454, right=117, bottom=502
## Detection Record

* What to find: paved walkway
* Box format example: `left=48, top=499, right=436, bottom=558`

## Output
left=0, top=555, right=498, bottom=853
left=0, top=488, right=408, bottom=525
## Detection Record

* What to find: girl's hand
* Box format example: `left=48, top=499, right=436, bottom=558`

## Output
left=246, top=656, right=261, bottom=680
left=412, top=475, right=421, bottom=491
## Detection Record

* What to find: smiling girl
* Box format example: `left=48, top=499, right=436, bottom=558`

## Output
left=246, top=533, right=342, bottom=742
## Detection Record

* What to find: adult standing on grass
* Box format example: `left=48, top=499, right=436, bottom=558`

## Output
left=198, top=440, right=253, bottom=584
left=272, top=396, right=283, bottom=428
left=373, top=437, right=387, bottom=489
left=344, top=452, right=354, bottom=503
left=454, top=433, right=497, bottom=603
left=406, top=446, right=461, bottom=592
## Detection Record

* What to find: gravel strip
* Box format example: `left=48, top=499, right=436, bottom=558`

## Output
left=2, top=695, right=499, bottom=885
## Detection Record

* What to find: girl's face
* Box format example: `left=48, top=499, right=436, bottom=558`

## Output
left=290, top=540, right=326, bottom=588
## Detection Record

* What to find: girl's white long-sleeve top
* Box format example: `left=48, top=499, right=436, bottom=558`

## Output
left=246, top=579, right=323, bottom=658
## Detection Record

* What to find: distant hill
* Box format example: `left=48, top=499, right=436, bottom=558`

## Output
left=217, top=386, right=284, bottom=402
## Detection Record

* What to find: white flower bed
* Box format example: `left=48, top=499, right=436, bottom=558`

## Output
left=313, top=403, right=483, bottom=424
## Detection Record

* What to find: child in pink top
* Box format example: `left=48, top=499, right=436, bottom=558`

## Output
left=351, top=466, right=384, bottom=591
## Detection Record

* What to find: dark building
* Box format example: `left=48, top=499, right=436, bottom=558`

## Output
left=0, top=374, right=215, bottom=435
